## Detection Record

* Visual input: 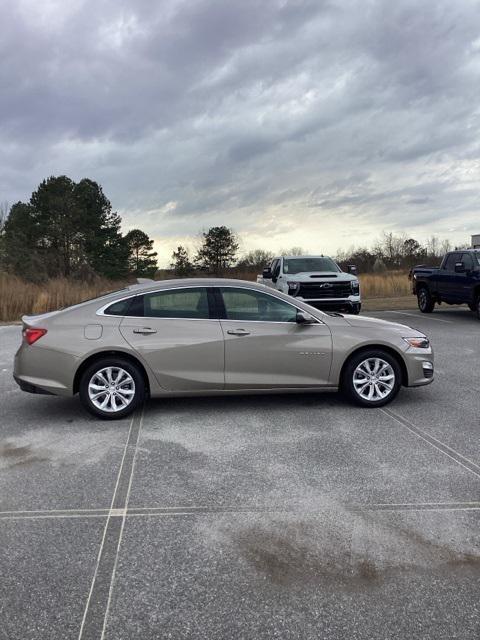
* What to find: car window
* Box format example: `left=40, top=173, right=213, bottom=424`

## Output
left=132, top=288, right=210, bottom=319
left=272, top=260, right=280, bottom=278
left=220, top=287, right=297, bottom=322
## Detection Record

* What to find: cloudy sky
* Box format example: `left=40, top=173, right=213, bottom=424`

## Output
left=1, top=0, right=480, bottom=265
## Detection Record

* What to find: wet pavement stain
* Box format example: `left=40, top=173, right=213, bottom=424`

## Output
left=235, top=516, right=480, bottom=588
left=0, top=442, right=50, bottom=468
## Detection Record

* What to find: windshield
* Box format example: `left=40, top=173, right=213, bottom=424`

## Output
left=283, top=257, right=340, bottom=274
left=474, top=251, right=480, bottom=266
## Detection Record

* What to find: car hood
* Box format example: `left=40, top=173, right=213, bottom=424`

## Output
left=285, top=272, right=356, bottom=282
left=343, top=314, right=422, bottom=335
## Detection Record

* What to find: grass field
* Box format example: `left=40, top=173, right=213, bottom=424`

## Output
left=0, top=270, right=413, bottom=322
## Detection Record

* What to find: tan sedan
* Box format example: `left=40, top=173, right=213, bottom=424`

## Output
left=14, top=279, right=434, bottom=419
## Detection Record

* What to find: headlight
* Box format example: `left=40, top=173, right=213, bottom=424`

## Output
left=351, top=279, right=360, bottom=293
left=287, top=281, right=300, bottom=293
left=403, top=337, right=430, bottom=349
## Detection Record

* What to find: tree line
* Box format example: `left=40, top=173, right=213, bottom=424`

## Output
left=169, top=232, right=463, bottom=277
left=0, top=176, right=158, bottom=281
left=0, top=176, right=467, bottom=282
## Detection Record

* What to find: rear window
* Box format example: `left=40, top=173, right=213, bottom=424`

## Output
left=104, top=298, right=132, bottom=316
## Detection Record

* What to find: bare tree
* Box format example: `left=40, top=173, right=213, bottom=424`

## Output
left=0, top=201, right=9, bottom=232
left=279, top=246, right=305, bottom=256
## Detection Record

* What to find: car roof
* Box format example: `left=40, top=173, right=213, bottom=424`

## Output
left=280, top=255, right=329, bottom=259
left=123, top=277, right=268, bottom=294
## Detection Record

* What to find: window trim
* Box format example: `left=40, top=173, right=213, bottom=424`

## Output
left=96, top=284, right=324, bottom=324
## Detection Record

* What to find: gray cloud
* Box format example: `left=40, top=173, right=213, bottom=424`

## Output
left=1, top=0, right=480, bottom=263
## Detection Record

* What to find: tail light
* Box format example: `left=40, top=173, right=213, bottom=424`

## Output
left=23, top=327, right=47, bottom=345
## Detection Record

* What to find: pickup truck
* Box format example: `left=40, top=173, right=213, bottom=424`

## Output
left=410, top=249, right=480, bottom=318
left=257, top=255, right=361, bottom=314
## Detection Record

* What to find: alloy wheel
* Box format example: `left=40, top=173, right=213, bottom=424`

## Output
left=88, top=366, right=136, bottom=413
left=352, top=357, right=395, bottom=402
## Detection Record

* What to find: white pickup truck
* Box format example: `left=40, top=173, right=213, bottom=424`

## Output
left=257, top=255, right=361, bottom=314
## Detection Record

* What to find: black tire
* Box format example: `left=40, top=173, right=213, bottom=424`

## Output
left=417, top=287, right=435, bottom=313
left=350, top=304, right=361, bottom=315
left=468, top=303, right=476, bottom=312
left=476, top=296, right=480, bottom=321
left=341, top=349, right=402, bottom=408
left=79, top=357, right=145, bottom=419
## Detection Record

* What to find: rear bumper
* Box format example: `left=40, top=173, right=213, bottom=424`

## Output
left=13, top=375, right=55, bottom=395
left=14, top=344, right=76, bottom=396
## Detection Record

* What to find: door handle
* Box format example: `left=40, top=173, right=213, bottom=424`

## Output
left=226, top=329, right=251, bottom=336
left=133, top=327, right=157, bottom=335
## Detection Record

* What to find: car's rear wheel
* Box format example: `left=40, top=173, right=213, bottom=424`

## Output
left=476, top=296, right=480, bottom=320
left=79, top=358, right=145, bottom=419
left=342, top=350, right=402, bottom=407
left=417, top=287, right=435, bottom=313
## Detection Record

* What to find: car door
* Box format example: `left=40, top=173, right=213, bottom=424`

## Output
left=217, top=286, right=332, bottom=389
left=119, top=287, right=224, bottom=391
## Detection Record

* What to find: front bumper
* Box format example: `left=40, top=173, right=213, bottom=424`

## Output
left=298, top=298, right=361, bottom=313
left=405, top=353, right=435, bottom=387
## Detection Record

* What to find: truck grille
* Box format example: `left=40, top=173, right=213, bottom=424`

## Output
left=297, top=282, right=351, bottom=299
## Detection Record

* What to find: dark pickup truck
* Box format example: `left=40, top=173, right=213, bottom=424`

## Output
left=410, top=249, right=480, bottom=319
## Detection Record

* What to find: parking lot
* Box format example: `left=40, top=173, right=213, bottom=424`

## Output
left=1, top=307, right=479, bottom=640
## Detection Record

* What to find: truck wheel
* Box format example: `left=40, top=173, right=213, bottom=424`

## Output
left=476, top=297, right=480, bottom=320
left=342, top=349, right=402, bottom=407
left=417, top=287, right=435, bottom=313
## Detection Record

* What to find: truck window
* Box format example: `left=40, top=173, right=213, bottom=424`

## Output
left=443, top=253, right=461, bottom=270
left=283, top=257, right=340, bottom=274
left=272, top=260, right=281, bottom=278
left=461, top=253, right=474, bottom=270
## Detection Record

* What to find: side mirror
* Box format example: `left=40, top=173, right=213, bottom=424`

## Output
left=454, top=262, right=465, bottom=273
left=347, top=264, right=357, bottom=275
left=296, top=310, right=316, bottom=324
left=262, top=267, right=272, bottom=279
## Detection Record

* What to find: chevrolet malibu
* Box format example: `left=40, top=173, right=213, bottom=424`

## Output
left=14, top=279, right=434, bottom=419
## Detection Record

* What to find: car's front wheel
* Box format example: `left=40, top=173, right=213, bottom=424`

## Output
left=79, top=357, right=145, bottom=419
left=342, top=350, right=402, bottom=407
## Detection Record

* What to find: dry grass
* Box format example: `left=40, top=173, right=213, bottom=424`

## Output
left=0, top=272, right=127, bottom=322
left=0, top=269, right=412, bottom=322
left=359, top=271, right=410, bottom=298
